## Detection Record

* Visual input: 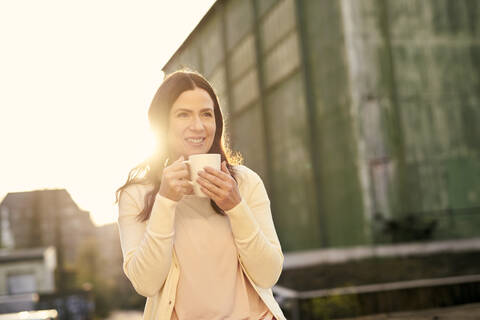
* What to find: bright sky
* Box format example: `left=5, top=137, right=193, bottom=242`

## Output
left=0, top=0, right=216, bottom=226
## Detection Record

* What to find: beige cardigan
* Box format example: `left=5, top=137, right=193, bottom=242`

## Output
left=117, top=165, right=286, bottom=320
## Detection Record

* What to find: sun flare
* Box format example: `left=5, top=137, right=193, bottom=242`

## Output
left=0, top=0, right=216, bottom=226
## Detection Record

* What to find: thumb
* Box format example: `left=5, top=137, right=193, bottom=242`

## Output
left=175, top=155, right=184, bottom=163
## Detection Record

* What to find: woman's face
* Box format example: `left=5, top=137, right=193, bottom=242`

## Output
left=167, top=87, right=216, bottom=159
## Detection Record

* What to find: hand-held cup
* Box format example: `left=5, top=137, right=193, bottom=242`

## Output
left=183, top=153, right=221, bottom=197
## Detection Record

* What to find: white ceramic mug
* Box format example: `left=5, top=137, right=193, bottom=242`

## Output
left=183, top=153, right=221, bottom=197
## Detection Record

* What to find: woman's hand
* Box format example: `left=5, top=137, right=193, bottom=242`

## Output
left=158, top=156, right=193, bottom=202
left=197, top=161, right=241, bottom=211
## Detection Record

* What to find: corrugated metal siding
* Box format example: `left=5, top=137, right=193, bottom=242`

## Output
left=162, top=0, right=480, bottom=251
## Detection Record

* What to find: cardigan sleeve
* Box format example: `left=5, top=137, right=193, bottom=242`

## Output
left=225, top=167, right=284, bottom=289
left=117, top=185, right=177, bottom=297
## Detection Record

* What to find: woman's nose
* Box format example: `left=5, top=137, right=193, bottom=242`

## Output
left=190, top=116, right=204, bottom=131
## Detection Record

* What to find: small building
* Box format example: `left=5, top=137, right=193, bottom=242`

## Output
left=0, top=247, right=56, bottom=313
left=0, top=189, right=96, bottom=267
left=0, top=247, right=56, bottom=296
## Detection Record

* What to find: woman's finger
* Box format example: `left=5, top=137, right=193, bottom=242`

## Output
left=200, top=185, right=220, bottom=202
left=204, top=166, right=231, bottom=181
left=181, top=185, right=194, bottom=195
left=198, top=170, right=230, bottom=189
left=197, top=176, right=225, bottom=197
left=166, top=169, right=190, bottom=180
left=185, top=182, right=194, bottom=195
left=170, top=161, right=190, bottom=172
left=166, top=156, right=190, bottom=173
left=179, top=179, right=194, bottom=188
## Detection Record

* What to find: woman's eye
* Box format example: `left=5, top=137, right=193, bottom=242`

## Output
left=177, top=112, right=189, bottom=118
left=203, top=112, right=213, bottom=117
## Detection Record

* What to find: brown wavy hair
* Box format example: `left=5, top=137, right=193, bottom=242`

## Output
left=115, top=69, right=242, bottom=221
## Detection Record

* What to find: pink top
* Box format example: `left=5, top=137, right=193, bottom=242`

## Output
left=170, top=195, right=274, bottom=320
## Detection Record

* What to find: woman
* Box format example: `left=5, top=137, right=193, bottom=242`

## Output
left=115, top=70, right=286, bottom=320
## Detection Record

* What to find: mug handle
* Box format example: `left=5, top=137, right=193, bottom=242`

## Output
left=181, top=160, right=194, bottom=185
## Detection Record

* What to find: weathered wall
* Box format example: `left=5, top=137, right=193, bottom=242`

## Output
left=163, top=0, right=480, bottom=250
left=341, top=0, right=480, bottom=242
left=164, top=0, right=322, bottom=251
left=389, top=0, right=480, bottom=240
left=300, top=0, right=368, bottom=247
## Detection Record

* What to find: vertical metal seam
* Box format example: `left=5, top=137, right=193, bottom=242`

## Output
left=340, top=0, right=374, bottom=243
left=376, top=0, right=407, bottom=217
left=220, top=1, right=235, bottom=136
left=197, top=36, right=204, bottom=75
left=251, top=0, right=275, bottom=197
left=294, top=0, right=328, bottom=247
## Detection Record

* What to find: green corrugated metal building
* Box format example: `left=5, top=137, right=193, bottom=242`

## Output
left=163, top=0, right=480, bottom=252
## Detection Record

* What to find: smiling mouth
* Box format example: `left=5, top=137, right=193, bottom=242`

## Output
left=185, top=137, right=205, bottom=144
